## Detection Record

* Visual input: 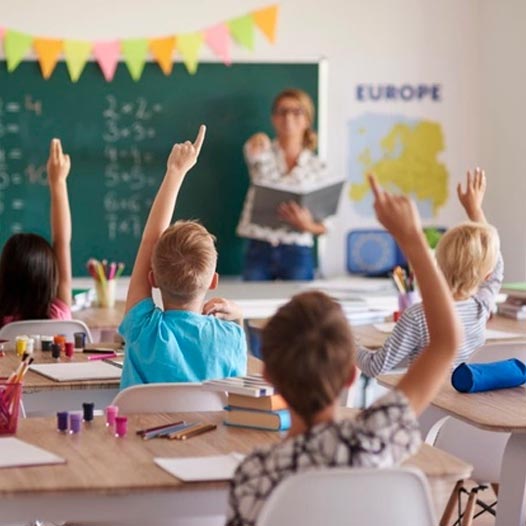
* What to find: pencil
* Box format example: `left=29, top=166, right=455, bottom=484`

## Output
left=169, top=423, right=217, bottom=440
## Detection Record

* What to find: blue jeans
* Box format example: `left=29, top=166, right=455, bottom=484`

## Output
left=242, top=239, right=315, bottom=281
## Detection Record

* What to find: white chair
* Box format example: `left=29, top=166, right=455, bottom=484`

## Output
left=256, top=467, right=436, bottom=526
left=111, top=382, right=227, bottom=413
left=433, top=341, right=526, bottom=526
left=0, top=319, right=93, bottom=343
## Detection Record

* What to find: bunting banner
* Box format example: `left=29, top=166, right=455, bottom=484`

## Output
left=0, top=4, right=279, bottom=81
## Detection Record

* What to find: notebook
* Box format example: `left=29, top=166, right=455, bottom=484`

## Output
left=29, top=361, right=122, bottom=382
left=0, top=437, right=66, bottom=468
left=154, top=453, right=245, bottom=482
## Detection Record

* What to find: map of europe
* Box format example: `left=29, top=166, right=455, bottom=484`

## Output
left=348, top=113, right=449, bottom=218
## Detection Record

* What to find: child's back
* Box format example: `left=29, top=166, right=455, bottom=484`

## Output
left=357, top=169, right=501, bottom=377
left=119, top=127, right=246, bottom=390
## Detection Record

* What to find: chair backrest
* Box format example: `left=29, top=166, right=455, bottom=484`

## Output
left=0, top=319, right=93, bottom=343
left=111, top=383, right=227, bottom=413
left=431, top=341, right=526, bottom=483
left=256, top=467, right=436, bottom=526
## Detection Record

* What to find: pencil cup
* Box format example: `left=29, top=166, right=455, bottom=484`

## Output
left=398, top=291, right=419, bottom=313
left=95, top=279, right=116, bottom=308
left=0, top=381, right=22, bottom=435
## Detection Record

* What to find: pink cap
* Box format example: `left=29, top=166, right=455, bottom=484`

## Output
left=115, top=415, right=128, bottom=437
left=105, top=405, right=119, bottom=427
left=65, top=342, right=74, bottom=358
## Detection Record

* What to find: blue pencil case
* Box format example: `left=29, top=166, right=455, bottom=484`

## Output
left=451, top=359, right=526, bottom=393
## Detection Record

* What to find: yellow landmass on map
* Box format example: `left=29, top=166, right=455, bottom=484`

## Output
left=350, top=121, right=448, bottom=215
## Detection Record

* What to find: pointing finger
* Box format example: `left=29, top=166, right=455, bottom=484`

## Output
left=193, top=124, right=207, bottom=155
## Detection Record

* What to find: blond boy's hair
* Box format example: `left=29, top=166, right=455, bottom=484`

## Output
left=152, top=220, right=217, bottom=302
left=435, top=222, right=499, bottom=298
left=262, top=291, right=355, bottom=426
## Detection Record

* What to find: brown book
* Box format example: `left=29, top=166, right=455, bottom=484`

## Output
left=227, top=393, right=288, bottom=411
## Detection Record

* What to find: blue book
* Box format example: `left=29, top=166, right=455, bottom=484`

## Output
left=224, top=406, right=291, bottom=431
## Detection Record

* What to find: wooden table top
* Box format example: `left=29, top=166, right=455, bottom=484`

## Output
left=0, top=349, right=263, bottom=393
left=73, top=301, right=126, bottom=330
left=0, top=408, right=471, bottom=496
left=379, top=374, right=526, bottom=433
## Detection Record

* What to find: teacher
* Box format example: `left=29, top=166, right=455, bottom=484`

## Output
left=237, top=88, right=328, bottom=281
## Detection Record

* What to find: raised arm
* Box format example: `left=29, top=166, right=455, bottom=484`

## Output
left=457, top=168, right=487, bottom=223
left=368, top=174, right=462, bottom=416
left=125, top=125, right=206, bottom=313
left=47, top=138, right=72, bottom=306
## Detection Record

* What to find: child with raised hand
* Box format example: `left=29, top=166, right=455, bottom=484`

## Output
left=0, top=138, right=72, bottom=326
left=119, top=125, right=247, bottom=390
left=358, top=167, right=502, bottom=377
left=225, top=174, right=462, bottom=526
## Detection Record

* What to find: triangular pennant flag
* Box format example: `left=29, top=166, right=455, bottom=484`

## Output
left=252, top=5, right=279, bottom=43
left=4, top=30, right=33, bottom=72
left=205, top=24, right=231, bottom=66
left=93, top=41, right=120, bottom=81
left=178, top=32, right=203, bottom=75
left=0, top=27, right=5, bottom=40
left=122, top=38, right=149, bottom=81
left=228, top=14, right=254, bottom=50
left=64, top=40, right=92, bottom=82
left=149, top=36, right=176, bottom=75
left=34, top=38, right=63, bottom=79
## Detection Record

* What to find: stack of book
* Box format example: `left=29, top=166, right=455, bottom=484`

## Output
left=204, top=375, right=290, bottom=431
left=499, top=283, right=526, bottom=320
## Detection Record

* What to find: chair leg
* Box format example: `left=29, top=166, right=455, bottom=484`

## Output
left=461, top=489, right=478, bottom=526
left=440, top=480, right=464, bottom=526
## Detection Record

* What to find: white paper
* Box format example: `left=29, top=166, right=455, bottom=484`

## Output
left=0, top=437, right=65, bottom=468
left=373, top=322, right=396, bottom=333
left=29, top=361, right=122, bottom=382
left=485, top=329, right=525, bottom=340
left=154, top=453, right=245, bottom=482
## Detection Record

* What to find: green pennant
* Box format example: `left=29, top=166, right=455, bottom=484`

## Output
left=5, top=30, right=33, bottom=72
left=178, top=33, right=203, bottom=75
left=228, top=14, right=254, bottom=50
left=122, top=38, right=149, bottom=81
left=64, top=40, right=92, bottom=82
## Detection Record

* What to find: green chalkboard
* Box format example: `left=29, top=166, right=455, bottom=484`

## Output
left=0, top=61, right=318, bottom=276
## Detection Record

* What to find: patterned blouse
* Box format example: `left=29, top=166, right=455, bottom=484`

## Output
left=225, top=390, right=421, bottom=526
left=236, top=141, right=328, bottom=247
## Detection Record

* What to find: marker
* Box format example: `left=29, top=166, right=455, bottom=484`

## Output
left=88, top=352, right=118, bottom=361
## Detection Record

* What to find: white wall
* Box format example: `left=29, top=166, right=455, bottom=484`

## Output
left=1, top=0, right=520, bottom=277
left=479, top=0, right=526, bottom=281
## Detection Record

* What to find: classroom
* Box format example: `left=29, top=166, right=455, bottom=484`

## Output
left=1, top=1, right=525, bottom=525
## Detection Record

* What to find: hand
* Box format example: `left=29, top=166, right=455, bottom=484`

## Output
left=202, top=297, right=243, bottom=322
left=368, top=173, right=422, bottom=245
left=278, top=201, right=315, bottom=232
left=46, top=138, right=71, bottom=184
left=245, top=132, right=271, bottom=157
left=167, top=124, right=206, bottom=174
left=457, top=168, right=487, bottom=222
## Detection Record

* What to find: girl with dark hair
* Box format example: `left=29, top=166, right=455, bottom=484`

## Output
left=0, top=139, right=72, bottom=326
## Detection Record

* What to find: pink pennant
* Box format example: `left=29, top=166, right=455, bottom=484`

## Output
left=93, top=40, right=120, bottom=81
left=0, top=27, right=5, bottom=39
left=205, top=23, right=231, bottom=66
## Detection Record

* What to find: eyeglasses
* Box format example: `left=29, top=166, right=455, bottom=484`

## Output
left=273, top=107, right=305, bottom=118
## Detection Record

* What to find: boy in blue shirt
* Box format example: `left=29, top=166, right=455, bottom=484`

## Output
left=119, top=125, right=247, bottom=389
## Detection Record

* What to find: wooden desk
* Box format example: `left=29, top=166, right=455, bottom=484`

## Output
left=0, top=349, right=264, bottom=415
left=1, top=409, right=471, bottom=524
left=379, top=374, right=526, bottom=526
left=73, top=301, right=126, bottom=331
left=354, top=314, right=526, bottom=349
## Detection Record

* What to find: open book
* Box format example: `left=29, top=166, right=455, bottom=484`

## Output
left=251, top=179, right=344, bottom=229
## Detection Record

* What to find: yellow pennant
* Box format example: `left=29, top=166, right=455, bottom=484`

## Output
left=149, top=36, right=177, bottom=75
left=252, top=5, right=279, bottom=43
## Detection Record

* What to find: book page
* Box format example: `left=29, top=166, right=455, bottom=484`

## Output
left=29, top=361, right=122, bottom=382
left=0, top=438, right=65, bottom=468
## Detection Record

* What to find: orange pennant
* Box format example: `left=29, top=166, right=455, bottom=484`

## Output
left=149, top=36, right=177, bottom=75
left=252, top=5, right=279, bottom=43
left=34, top=38, right=63, bottom=79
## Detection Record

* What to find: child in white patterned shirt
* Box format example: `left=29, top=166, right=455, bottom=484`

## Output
left=225, top=174, right=463, bottom=526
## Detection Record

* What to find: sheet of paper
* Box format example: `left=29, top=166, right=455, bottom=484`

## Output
left=373, top=322, right=396, bottom=333
left=0, top=437, right=65, bottom=468
left=304, top=277, right=395, bottom=294
left=29, top=361, right=122, bottom=382
left=485, top=329, right=525, bottom=340
left=154, top=453, right=245, bottom=482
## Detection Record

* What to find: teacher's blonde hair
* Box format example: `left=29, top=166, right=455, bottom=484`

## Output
left=272, top=89, right=317, bottom=151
